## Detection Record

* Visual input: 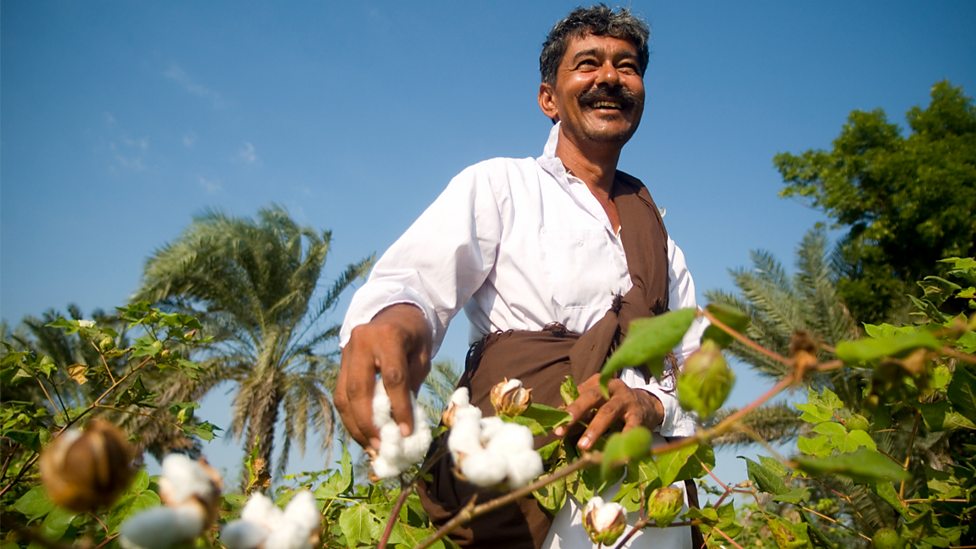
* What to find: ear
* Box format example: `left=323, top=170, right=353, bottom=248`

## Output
left=538, top=83, right=559, bottom=121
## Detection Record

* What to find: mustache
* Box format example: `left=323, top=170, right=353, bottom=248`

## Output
left=577, top=86, right=639, bottom=109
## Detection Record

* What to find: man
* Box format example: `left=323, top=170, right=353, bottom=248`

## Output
left=337, top=5, right=704, bottom=548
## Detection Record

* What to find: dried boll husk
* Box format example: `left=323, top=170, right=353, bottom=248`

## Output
left=40, top=419, right=135, bottom=512
left=489, top=378, right=532, bottom=416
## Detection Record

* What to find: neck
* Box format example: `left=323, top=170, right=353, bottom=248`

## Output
left=554, top=132, right=622, bottom=197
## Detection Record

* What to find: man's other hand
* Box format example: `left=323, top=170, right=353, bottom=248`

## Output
left=553, top=375, right=664, bottom=450
left=335, top=304, right=432, bottom=450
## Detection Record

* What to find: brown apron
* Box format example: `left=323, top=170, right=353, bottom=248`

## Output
left=418, top=172, right=703, bottom=548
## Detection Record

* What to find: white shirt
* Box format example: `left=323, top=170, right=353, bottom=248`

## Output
left=340, top=123, right=704, bottom=548
left=340, top=122, right=704, bottom=437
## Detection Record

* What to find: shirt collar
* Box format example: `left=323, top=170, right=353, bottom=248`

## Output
left=537, top=121, right=572, bottom=183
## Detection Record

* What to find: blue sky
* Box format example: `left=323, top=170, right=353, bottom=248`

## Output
left=3, top=1, right=975, bottom=485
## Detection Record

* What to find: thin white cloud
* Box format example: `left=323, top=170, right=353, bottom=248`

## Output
left=164, top=64, right=224, bottom=108
left=237, top=142, right=258, bottom=165
left=198, top=175, right=222, bottom=194
left=104, top=117, right=150, bottom=173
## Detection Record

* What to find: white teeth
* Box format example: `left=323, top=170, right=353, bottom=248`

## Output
left=592, top=101, right=621, bottom=109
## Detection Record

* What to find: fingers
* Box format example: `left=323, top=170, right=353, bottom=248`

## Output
left=556, top=377, right=650, bottom=451
left=554, top=374, right=605, bottom=437
left=335, top=335, right=380, bottom=449
left=376, top=340, right=414, bottom=437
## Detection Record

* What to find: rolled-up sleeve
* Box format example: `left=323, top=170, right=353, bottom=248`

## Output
left=339, top=165, right=502, bottom=356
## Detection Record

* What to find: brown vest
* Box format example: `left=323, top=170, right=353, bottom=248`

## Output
left=418, top=172, right=700, bottom=548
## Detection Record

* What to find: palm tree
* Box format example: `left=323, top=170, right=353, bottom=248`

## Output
left=705, top=226, right=864, bottom=446
left=133, top=205, right=372, bottom=482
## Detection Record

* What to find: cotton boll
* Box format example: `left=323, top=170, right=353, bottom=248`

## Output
left=159, top=454, right=216, bottom=506
left=485, top=423, right=534, bottom=455
left=378, top=423, right=404, bottom=459
left=460, top=450, right=508, bottom=488
left=505, top=449, right=544, bottom=488
left=371, top=455, right=403, bottom=479
left=372, top=380, right=393, bottom=428
left=402, top=409, right=433, bottom=462
left=241, top=492, right=284, bottom=530
left=119, top=505, right=205, bottom=549
left=263, top=520, right=314, bottom=549
left=448, top=415, right=483, bottom=458
left=282, top=490, right=320, bottom=535
left=478, top=416, right=505, bottom=444
left=221, top=519, right=269, bottom=549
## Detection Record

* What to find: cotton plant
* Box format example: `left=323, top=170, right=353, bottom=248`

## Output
left=221, top=491, right=320, bottom=549
left=119, top=454, right=222, bottom=549
left=445, top=385, right=543, bottom=489
left=369, top=379, right=434, bottom=479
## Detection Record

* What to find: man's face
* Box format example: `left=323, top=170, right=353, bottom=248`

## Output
left=538, top=33, right=645, bottom=147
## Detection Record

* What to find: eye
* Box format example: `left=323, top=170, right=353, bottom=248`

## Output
left=574, top=58, right=599, bottom=71
left=617, top=61, right=639, bottom=75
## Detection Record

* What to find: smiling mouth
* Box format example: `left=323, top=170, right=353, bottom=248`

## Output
left=590, top=101, right=623, bottom=110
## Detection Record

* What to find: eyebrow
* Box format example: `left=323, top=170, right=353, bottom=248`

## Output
left=571, top=48, right=638, bottom=62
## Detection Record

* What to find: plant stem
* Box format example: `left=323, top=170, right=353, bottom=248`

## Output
left=415, top=452, right=602, bottom=549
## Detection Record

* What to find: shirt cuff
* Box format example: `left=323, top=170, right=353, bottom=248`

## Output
left=619, top=367, right=697, bottom=438
left=339, top=284, right=439, bottom=352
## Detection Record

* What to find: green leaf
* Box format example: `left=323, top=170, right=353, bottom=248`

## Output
left=836, top=331, right=941, bottom=363
left=743, top=456, right=788, bottom=496
left=701, top=302, right=749, bottom=348
left=13, top=486, right=54, bottom=520
left=600, top=308, right=697, bottom=394
left=795, top=388, right=842, bottom=424
left=655, top=442, right=705, bottom=486
left=532, top=476, right=567, bottom=513
left=601, top=427, right=651, bottom=480
left=339, top=503, right=379, bottom=547
left=797, top=435, right=831, bottom=458
left=793, top=448, right=910, bottom=483
left=947, top=365, right=976, bottom=421
left=40, top=506, right=76, bottom=539
left=506, top=403, right=570, bottom=436
left=559, top=375, right=579, bottom=406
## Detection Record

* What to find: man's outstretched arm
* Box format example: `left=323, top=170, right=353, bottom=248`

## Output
left=335, top=304, right=433, bottom=450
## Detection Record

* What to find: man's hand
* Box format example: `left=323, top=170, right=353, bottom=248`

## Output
left=553, top=375, right=664, bottom=451
left=335, top=304, right=432, bottom=450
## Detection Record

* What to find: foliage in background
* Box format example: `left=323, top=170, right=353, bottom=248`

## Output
left=133, top=205, right=373, bottom=482
left=775, top=81, right=976, bottom=324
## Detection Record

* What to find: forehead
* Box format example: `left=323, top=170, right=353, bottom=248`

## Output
left=560, top=33, right=639, bottom=63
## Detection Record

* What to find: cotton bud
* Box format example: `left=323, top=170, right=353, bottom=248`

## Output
left=582, top=497, right=627, bottom=546
left=677, top=340, right=734, bottom=418
left=490, top=378, right=532, bottom=416
left=441, top=387, right=472, bottom=428
left=39, top=419, right=135, bottom=512
left=646, top=486, right=684, bottom=527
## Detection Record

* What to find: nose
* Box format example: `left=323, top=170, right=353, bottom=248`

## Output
left=596, top=61, right=621, bottom=87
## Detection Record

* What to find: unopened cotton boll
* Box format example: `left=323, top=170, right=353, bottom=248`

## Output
left=459, top=450, right=508, bottom=488
left=221, top=519, right=270, bottom=549
left=119, top=505, right=205, bottom=549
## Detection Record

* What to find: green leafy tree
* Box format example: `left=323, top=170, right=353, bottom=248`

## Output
left=133, top=205, right=372, bottom=482
left=775, top=81, right=976, bottom=324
